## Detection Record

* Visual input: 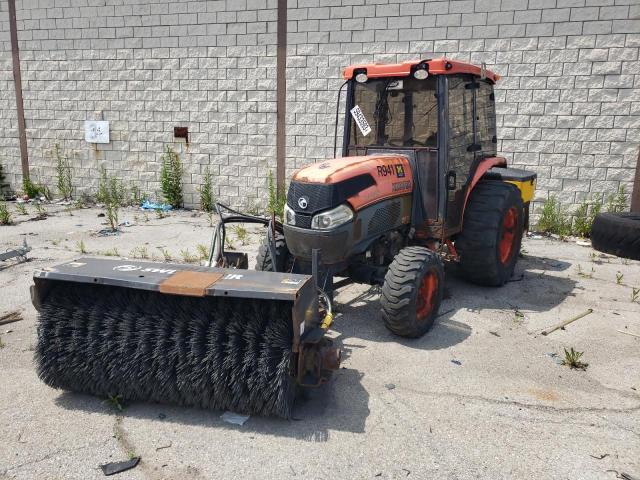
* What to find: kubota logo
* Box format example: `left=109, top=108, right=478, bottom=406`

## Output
left=298, top=197, right=309, bottom=209
left=113, top=265, right=177, bottom=275
left=113, top=265, right=141, bottom=272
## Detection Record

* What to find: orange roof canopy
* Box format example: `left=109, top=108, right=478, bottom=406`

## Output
left=342, top=58, right=500, bottom=83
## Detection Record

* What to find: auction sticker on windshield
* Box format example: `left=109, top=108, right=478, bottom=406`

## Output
left=350, top=105, right=371, bottom=136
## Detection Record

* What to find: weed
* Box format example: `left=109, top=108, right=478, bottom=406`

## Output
left=22, top=176, right=45, bottom=199
left=76, top=240, right=87, bottom=254
left=206, top=212, right=214, bottom=227
left=143, top=212, right=150, bottom=223
left=127, top=450, right=137, bottom=461
left=157, top=247, right=172, bottom=262
left=267, top=170, right=286, bottom=222
left=0, top=201, right=12, bottom=225
left=156, top=209, right=168, bottom=219
left=231, top=224, right=249, bottom=245
left=200, top=166, right=214, bottom=213
left=632, top=287, right=640, bottom=303
left=51, top=239, right=61, bottom=246
left=513, top=307, right=525, bottom=323
left=51, top=143, right=73, bottom=200
left=196, top=243, right=210, bottom=260
left=129, top=183, right=147, bottom=206
left=576, top=264, right=594, bottom=279
left=572, top=194, right=602, bottom=238
left=616, top=272, right=624, bottom=285
left=104, top=394, right=125, bottom=412
left=561, top=347, right=588, bottom=370
left=64, top=206, right=74, bottom=216
left=606, top=185, right=626, bottom=213
left=34, top=202, right=47, bottom=218
left=97, top=167, right=126, bottom=231
left=160, top=145, right=183, bottom=208
left=130, top=246, right=149, bottom=259
left=15, top=203, right=27, bottom=215
left=0, top=336, right=4, bottom=349
left=536, top=196, right=571, bottom=237
left=180, top=248, right=197, bottom=263
left=102, top=248, right=120, bottom=257
left=224, top=235, right=235, bottom=250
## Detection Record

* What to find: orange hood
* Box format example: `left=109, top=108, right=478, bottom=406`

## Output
left=291, top=155, right=414, bottom=211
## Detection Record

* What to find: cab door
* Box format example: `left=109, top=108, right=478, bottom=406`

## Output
left=444, top=75, right=497, bottom=233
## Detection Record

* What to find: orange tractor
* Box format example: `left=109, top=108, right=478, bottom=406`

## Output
left=256, top=58, right=536, bottom=337
left=32, top=59, right=536, bottom=418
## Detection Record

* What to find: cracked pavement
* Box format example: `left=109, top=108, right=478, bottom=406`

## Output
left=0, top=205, right=639, bottom=479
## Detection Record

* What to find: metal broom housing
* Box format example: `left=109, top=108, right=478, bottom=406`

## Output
left=32, top=258, right=339, bottom=418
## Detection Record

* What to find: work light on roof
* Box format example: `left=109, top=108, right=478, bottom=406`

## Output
left=355, top=72, right=368, bottom=83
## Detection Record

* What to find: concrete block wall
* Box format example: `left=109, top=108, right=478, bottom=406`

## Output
left=0, top=0, right=638, bottom=212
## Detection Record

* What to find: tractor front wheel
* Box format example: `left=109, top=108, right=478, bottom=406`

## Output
left=380, top=246, right=444, bottom=338
left=255, top=232, right=292, bottom=272
left=456, top=180, right=524, bottom=286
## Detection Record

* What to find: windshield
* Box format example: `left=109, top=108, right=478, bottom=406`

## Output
left=348, top=76, right=438, bottom=150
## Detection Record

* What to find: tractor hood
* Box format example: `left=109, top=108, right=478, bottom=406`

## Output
left=287, top=154, right=414, bottom=222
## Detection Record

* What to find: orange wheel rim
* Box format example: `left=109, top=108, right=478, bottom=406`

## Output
left=499, top=207, right=518, bottom=264
left=416, top=272, right=437, bottom=320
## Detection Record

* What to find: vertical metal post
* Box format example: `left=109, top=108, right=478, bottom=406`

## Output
left=632, top=147, right=640, bottom=213
left=8, top=0, right=29, bottom=179
left=276, top=0, right=287, bottom=195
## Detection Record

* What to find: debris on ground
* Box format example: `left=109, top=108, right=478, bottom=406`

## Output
left=451, top=360, right=462, bottom=366
left=100, top=457, right=140, bottom=476
left=541, top=309, right=593, bottom=336
left=0, top=311, right=23, bottom=326
left=544, top=352, right=563, bottom=365
left=605, top=470, right=639, bottom=480
left=156, top=442, right=172, bottom=451
left=140, top=200, right=172, bottom=211
left=0, top=238, right=31, bottom=264
left=220, top=411, right=250, bottom=426
left=590, top=453, right=610, bottom=460
left=97, top=229, right=121, bottom=237
left=384, top=383, right=396, bottom=390
left=617, top=329, right=640, bottom=339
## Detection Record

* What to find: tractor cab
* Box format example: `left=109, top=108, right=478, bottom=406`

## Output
left=342, top=58, right=499, bottom=235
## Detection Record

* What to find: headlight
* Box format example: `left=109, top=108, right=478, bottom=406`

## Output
left=284, top=204, right=295, bottom=226
left=311, top=204, right=354, bottom=230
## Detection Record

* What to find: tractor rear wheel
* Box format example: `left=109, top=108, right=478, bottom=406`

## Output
left=380, top=246, right=444, bottom=338
left=456, top=180, right=524, bottom=286
left=255, top=232, right=292, bottom=272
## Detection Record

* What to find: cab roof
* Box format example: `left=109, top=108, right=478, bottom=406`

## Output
left=342, top=58, right=500, bottom=83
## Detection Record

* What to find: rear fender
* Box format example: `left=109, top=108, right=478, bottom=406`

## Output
left=461, top=156, right=507, bottom=221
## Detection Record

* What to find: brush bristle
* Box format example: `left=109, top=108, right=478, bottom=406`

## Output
left=35, top=283, right=296, bottom=418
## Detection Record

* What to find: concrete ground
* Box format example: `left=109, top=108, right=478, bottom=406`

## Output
left=0, top=203, right=639, bottom=480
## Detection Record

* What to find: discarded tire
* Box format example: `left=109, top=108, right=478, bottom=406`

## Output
left=591, top=212, right=640, bottom=261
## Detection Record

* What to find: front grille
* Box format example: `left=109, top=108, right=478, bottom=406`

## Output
left=287, top=182, right=334, bottom=215
left=294, top=213, right=312, bottom=229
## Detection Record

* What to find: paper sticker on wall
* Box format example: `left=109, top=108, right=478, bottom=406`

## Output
left=85, top=121, right=110, bottom=144
left=350, top=105, right=371, bottom=136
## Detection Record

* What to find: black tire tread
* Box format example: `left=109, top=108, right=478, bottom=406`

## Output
left=591, top=212, right=640, bottom=260
left=456, top=180, right=524, bottom=286
left=255, top=233, right=290, bottom=272
left=380, top=246, right=444, bottom=338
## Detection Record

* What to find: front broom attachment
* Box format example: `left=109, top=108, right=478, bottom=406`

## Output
left=31, top=258, right=339, bottom=418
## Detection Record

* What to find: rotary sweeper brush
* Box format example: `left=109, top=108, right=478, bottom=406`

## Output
left=32, top=58, right=537, bottom=417
left=32, top=258, right=339, bottom=418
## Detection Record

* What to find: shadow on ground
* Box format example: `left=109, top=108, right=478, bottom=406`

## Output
left=53, top=365, right=369, bottom=442
left=331, top=253, right=577, bottom=350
